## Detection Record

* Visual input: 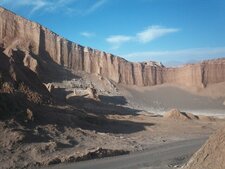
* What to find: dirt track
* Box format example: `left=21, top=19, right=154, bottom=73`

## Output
left=43, top=137, right=207, bottom=169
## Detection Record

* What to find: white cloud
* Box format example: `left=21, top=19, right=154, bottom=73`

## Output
left=81, top=32, right=96, bottom=38
left=106, top=35, right=133, bottom=49
left=137, top=25, right=179, bottom=43
left=106, top=25, right=179, bottom=49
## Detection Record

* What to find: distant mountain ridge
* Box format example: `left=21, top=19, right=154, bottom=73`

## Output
left=0, top=6, right=225, bottom=88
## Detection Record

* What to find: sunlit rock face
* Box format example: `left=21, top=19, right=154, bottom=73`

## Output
left=1, top=7, right=225, bottom=88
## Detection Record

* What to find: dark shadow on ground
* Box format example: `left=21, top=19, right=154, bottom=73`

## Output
left=51, top=87, right=142, bottom=116
left=98, top=95, right=128, bottom=106
left=67, top=95, right=141, bottom=116
left=34, top=103, right=155, bottom=134
left=11, top=127, right=79, bottom=147
left=181, top=112, right=199, bottom=120
left=0, top=46, right=154, bottom=136
left=28, top=86, right=155, bottom=134
left=15, top=128, right=52, bottom=143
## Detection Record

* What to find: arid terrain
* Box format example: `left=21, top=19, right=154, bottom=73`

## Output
left=0, top=6, right=225, bottom=169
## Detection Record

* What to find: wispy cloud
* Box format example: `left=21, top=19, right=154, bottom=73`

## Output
left=106, top=25, right=179, bottom=49
left=106, top=35, right=133, bottom=49
left=0, top=0, right=108, bottom=16
left=122, top=47, right=225, bottom=66
left=45, top=0, right=76, bottom=12
left=137, top=25, right=179, bottom=43
left=80, top=32, right=96, bottom=38
left=0, top=0, right=75, bottom=15
left=31, top=2, right=48, bottom=14
left=85, top=0, right=107, bottom=15
left=11, top=0, right=49, bottom=14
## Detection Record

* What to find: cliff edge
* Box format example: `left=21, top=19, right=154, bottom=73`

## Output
left=0, top=7, right=225, bottom=88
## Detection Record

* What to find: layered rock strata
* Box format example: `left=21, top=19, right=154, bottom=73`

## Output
left=0, top=7, right=225, bottom=88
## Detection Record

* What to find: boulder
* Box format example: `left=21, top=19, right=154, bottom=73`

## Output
left=23, top=53, right=38, bottom=73
left=85, top=87, right=98, bottom=100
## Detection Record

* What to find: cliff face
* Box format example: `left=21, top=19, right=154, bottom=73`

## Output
left=0, top=7, right=225, bottom=88
left=163, top=64, right=203, bottom=88
left=163, top=59, right=225, bottom=88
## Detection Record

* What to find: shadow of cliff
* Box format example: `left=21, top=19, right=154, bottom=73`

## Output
left=30, top=50, right=79, bottom=83
left=67, top=95, right=141, bottom=116
left=50, top=87, right=141, bottom=116
left=98, top=95, right=128, bottom=106
left=0, top=93, right=26, bottom=119
left=0, top=48, right=52, bottom=121
left=33, top=103, right=154, bottom=134
left=25, top=86, right=153, bottom=134
left=0, top=46, right=153, bottom=135
left=51, top=88, right=69, bottom=103
left=0, top=48, right=50, bottom=97
left=36, top=28, right=80, bottom=83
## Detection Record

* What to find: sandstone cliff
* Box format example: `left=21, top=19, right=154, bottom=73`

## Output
left=0, top=7, right=225, bottom=88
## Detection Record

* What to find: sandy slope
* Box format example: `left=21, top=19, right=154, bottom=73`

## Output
left=120, top=84, right=225, bottom=117
left=182, top=125, right=225, bottom=169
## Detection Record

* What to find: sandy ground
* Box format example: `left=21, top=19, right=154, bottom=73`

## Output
left=119, top=84, right=225, bottom=117
left=1, top=73, right=225, bottom=169
left=1, top=110, right=224, bottom=169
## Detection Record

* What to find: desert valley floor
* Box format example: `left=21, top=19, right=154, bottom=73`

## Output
left=1, top=71, right=225, bottom=169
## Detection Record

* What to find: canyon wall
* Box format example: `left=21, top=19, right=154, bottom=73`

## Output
left=0, top=7, right=225, bottom=88
left=163, top=59, right=225, bottom=88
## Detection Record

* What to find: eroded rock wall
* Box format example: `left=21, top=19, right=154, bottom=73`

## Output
left=163, top=64, right=203, bottom=88
left=201, top=59, right=225, bottom=86
left=0, top=7, right=225, bottom=88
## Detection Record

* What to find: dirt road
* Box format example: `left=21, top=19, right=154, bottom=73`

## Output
left=43, top=137, right=207, bottom=169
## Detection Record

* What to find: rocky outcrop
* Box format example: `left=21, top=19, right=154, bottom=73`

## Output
left=0, top=7, right=225, bottom=88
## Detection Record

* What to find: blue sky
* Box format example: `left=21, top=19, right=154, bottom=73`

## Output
left=0, top=0, right=225, bottom=66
